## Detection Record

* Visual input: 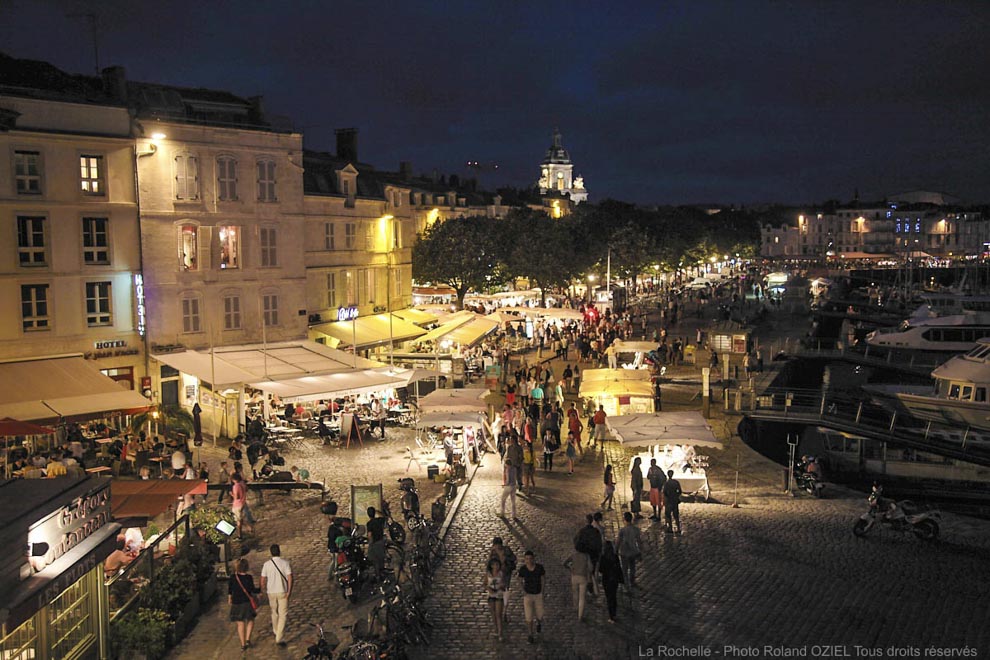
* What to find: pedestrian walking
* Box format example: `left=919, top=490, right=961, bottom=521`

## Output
left=574, top=514, right=603, bottom=595
left=260, top=544, right=292, bottom=647
left=500, top=459, right=518, bottom=519
left=230, top=472, right=255, bottom=537
left=599, top=541, right=623, bottom=623
left=601, top=464, right=615, bottom=510
left=506, top=436, right=524, bottom=489
left=562, top=364, right=573, bottom=393
left=567, top=403, right=584, bottom=453
left=517, top=551, right=546, bottom=644
left=646, top=458, right=667, bottom=521
left=522, top=441, right=537, bottom=493
left=565, top=432, right=577, bottom=475
left=229, top=558, right=259, bottom=650
left=592, top=405, right=608, bottom=448
left=617, top=512, right=643, bottom=589
left=490, top=537, right=517, bottom=618
left=630, top=457, right=644, bottom=519
left=542, top=430, right=555, bottom=472
left=653, top=380, right=662, bottom=412
left=564, top=549, right=594, bottom=621
left=663, top=469, right=683, bottom=533
left=484, top=558, right=505, bottom=640
left=216, top=461, right=230, bottom=504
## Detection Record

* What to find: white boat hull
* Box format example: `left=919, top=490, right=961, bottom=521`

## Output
left=896, top=392, right=990, bottom=431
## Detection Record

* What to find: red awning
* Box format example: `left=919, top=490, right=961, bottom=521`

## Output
left=111, top=479, right=208, bottom=519
left=0, top=417, right=55, bottom=437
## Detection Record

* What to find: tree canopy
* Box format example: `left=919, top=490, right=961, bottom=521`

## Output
left=412, top=215, right=508, bottom=309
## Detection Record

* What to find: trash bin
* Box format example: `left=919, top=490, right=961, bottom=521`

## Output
left=427, top=464, right=439, bottom=480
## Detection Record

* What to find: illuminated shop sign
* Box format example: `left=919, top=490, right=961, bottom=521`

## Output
left=135, top=274, right=146, bottom=336
left=27, top=487, right=111, bottom=574
left=337, top=306, right=359, bottom=322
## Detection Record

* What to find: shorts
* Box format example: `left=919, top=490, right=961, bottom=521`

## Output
left=522, top=593, right=544, bottom=623
left=649, top=488, right=664, bottom=509
left=232, top=504, right=255, bottom=524
left=506, top=393, right=516, bottom=405
left=593, top=424, right=607, bottom=440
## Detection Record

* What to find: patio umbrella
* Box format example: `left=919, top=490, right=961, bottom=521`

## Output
left=0, top=417, right=55, bottom=437
left=606, top=412, right=724, bottom=449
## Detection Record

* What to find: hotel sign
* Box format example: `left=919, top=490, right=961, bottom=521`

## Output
left=337, top=306, right=359, bottom=322
left=135, top=274, right=147, bottom=336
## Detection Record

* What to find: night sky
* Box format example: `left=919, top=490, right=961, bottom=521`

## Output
left=3, top=0, right=989, bottom=206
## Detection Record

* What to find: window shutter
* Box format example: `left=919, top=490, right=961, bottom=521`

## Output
left=175, top=156, right=185, bottom=199
left=197, top=226, right=212, bottom=270
left=190, top=156, right=199, bottom=199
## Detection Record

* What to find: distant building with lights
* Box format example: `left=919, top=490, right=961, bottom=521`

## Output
left=537, top=128, right=588, bottom=205
left=760, top=193, right=987, bottom=260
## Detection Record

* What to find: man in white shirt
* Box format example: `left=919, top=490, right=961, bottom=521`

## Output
left=260, top=544, right=293, bottom=647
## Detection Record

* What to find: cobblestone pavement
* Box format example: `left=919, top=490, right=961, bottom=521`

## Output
left=170, top=302, right=990, bottom=659
left=167, top=426, right=449, bottom=659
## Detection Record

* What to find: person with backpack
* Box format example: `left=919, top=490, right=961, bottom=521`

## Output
left=573, top=514, right=603, bottom=595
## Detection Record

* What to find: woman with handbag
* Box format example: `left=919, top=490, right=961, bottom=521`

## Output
left=229, top=558, right=259, bottom=650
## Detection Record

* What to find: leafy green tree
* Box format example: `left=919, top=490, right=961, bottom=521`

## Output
left=502, top=208, right=589, bottom=306
left=412, top=215, right=508, bottom=309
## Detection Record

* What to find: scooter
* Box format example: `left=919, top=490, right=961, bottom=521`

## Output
left=853, top=484, right=940, bottom=541
left=794, top=469, right=825, bottom=498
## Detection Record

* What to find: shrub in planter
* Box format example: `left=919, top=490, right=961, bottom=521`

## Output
left=110, top=608, right=172, bottom=660
left=138, top=556, right=196, bottom=622
left=188, top=506, right=235, bottom=545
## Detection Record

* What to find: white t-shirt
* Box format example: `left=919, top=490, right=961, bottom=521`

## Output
left=262, top=557, right=292, bottom=594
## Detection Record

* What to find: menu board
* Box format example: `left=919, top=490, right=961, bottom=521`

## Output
left=351, top=483, right=383, bottom=527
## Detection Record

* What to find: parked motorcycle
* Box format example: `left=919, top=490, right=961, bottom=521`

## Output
left=335, top=527, right=373, bottom=603
left=398, top=478, right=420, bottom=519
left=794, top=457, right=825, bottom=497
left=853, top=484, right=940, bottom=541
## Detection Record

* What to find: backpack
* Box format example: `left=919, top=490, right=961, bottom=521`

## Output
left=503, top=547, right=517, bottom=572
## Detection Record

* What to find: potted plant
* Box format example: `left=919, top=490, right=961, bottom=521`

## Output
left=110, top=607, right=172, bottom=660
left=188, top=506, right=235, bottom=545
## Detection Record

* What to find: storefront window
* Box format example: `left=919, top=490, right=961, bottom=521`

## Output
left=0, top=617, right=37, bottom=660
left=48, top=576, right=95, bottom=658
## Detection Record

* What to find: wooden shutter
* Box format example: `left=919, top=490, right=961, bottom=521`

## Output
left=197, top=226, right=212, bottom=271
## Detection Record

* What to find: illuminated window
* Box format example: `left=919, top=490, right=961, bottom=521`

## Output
left=324, top=222, right=335, bottom=250
left=174, top=154, right=200, bottom=200
left=17, top=216, right=47, bottom=266
left=223, top=294, right=241, bottom=330
left=21, top=284, right=49, bottom=331
left=82, top=217, right=110, bottom=264
left=915, top=221, right=921, bottom=233
left=344, top=223, right=357, bottom=249
left=85, top=281, right=112, bottom=326
left=257, top=159, right=276, bottom=201
left=263, top=293, right=279, bottom=327
left=392, top=219, right=401, bottom=249
left=181, top=296, right=201, bottom=333
left=79, top=155, right=104, bottom=194
left=48, top=573, right=95, bottom=658
left=218, top=226, right=240, bottom=269
left=392, top=266, right=402, bottom=298
left=344, top=270, right=355, bottom=305
left=365, top=222, right=376, bottom=251
left=14, top=150, right=42, bottom=194
left=260, top=227, right=278, bottom=267
left=217, top=156, right=238, bottom=201
left=179, top=225, right=198, bottom=270
left=357, top=268, right=368, bottom=304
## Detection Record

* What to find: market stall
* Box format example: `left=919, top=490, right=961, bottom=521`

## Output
left=608, top=412, right=723, bottom=500
left=578, top=368, right=654, bottom=416
left=611, top=340, right=661, bottom=368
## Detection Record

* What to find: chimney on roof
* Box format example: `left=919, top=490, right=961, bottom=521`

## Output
left=335, top=128, right=358, bottom=163
left=399, top=161, right=413, bottom=180
left=101, top=66, right=127, bottom=102
left=247, top=95, right=265, bottom=124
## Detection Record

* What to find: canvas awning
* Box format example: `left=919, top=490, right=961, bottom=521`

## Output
left=606, top=412, right=723, bottom=448
left=310, top=314, right=427, bottom=349
left=0, top=356, right=151, bottom=422
left=444, top=317, right=499, bottom=347
left=580, top=368, right=652, bottom=385
left=612, top=340, right=660, bottom=354
left=111, top=479, right=209, bottom=520
left=418, top=388, right=489, bottom=413
left=417, top=411, right=488, bottom=427
left=152, top=341, right=382, bottom=385
left=579, top=380, right=654, bottom=398
left=413, top=314, right=476, bottom=344
left=392, top=308, right=439, bottom=326
left=249, top=370, right=404, bottom=401
left=374, top=367, right=443, bottom=386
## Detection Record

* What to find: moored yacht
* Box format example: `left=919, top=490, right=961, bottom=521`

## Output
left=866, top=338, right=990, bottom=431
left=865, top=311, right=990, bottom=356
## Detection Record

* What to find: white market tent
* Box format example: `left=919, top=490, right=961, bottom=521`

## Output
left=611, top=340, right=660, bottom=354
left=606, top=411, right=722, bottom=448
left=418, top=387, right=489, bottom=413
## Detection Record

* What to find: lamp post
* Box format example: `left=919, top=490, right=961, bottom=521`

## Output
left=587, top=274, right=596, bottom=304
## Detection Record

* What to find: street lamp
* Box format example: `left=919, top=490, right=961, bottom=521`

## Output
left=587, top=274, right=596, bottom=303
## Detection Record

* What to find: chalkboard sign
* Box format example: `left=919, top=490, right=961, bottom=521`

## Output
left=340, top=412, right=363, bottom=448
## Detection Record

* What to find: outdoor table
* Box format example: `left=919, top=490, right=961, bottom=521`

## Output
left=86, top=466, right=113, bottom=476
